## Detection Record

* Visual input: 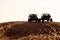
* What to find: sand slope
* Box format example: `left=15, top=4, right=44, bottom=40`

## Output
left=0, top=21, right=60, bottom=39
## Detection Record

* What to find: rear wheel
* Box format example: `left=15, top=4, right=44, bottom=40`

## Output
left=42, top=19, right=44, bottom=22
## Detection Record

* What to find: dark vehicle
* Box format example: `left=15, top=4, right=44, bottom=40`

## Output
left=39, top=13, right=52, bottom=22
left=28, top=14, right=38, bottom=22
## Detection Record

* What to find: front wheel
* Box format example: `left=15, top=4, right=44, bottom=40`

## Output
left=50, top=18, right=52, bottom=22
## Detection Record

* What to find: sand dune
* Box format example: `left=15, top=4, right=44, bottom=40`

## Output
left=0, top=21, right=60, bottom=40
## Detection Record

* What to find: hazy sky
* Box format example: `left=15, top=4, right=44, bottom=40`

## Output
left=0, top=0, right=60, bottom=23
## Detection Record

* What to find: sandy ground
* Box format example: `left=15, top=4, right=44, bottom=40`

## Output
left=0, top=21, right=60, bottom=40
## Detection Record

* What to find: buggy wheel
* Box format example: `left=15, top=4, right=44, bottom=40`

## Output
left=50, top=18, right=52, bottom=22
left=42, top=19, right=44, bottom=22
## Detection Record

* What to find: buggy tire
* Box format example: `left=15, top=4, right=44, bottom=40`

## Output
left=42, top=19, right=44, bottom=22
left=50, top=18, right=52, bottom=22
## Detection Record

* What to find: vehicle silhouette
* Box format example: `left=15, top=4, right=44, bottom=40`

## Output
left=38, top=13, right=52, bottom=22
left=28, top=14, right=38, bottom=22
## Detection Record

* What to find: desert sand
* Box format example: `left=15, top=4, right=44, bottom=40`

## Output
left=0, top=21, right=60, bottom=40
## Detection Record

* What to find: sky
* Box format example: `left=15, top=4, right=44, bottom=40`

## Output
left=0, top=0, right=60, bottom=23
